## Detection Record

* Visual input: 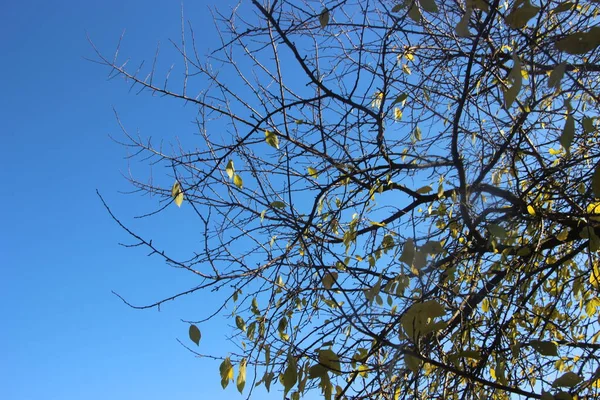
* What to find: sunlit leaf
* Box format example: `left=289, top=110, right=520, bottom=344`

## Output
left=225, top=160, right=235, bottom=180
left=318, top=349, right=341, bottom=374
left=171, top=181, right=184, bottom=207
left=237, top=358, right=247, bottom=393
left=527, top=205, right=536, bottom=216
left=219, top=357, right=234, bottom=389
left=392, top=93, right=408, bottom=105
left=233, top=174, right=243, bottom=189
left=270, top=201, right=286, bottom=209
left=236, top=315, right=246, bottom=332
left=308, top=167, right=319, bottom=179
left=265, top=130, right=280, bottom=149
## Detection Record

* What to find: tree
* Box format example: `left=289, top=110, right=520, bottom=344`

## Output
left=94, top=0, right=600, bottom=398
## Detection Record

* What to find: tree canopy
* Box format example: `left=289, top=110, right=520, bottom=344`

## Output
left=96, top=0, right=600, bottom=399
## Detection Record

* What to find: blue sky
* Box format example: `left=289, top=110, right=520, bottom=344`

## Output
left=1, top=1, right=299, bottom=399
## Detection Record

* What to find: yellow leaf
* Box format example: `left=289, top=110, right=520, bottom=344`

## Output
left=394, top=107, right=403, bottom=121
left=549, top=147, right=562, bottom=155
left=527, top=205, right=536, bottom=216
left=318, top=349, right=341, bottom=373
left=308, top=167, right=319, bottom=179
left=481, top=298, right=490, bottom=313
left=171, top=181, right=184, bottom=207
left=233, top=174, right=243, bottom=189
left=237, top=358, right=247, bottom=393
left=225, top=160, right=235, bottom=180
left=219, top=357, right=234, bottom=389
left=402, top=64, right=412, bottom=75
left=265, top=130, right=280, bottom=149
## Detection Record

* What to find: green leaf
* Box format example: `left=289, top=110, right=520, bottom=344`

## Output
left=414, top=126, right=422, bottom=141
left=322, top=272, right=338, bottom=289
left=233, top=174, right=243, bottom=189
left=583, top=116, right=595, bottom=134
left=392, top=93, right=408, bottom=105
left=456, top=7, right=472, bottom=37
left=551, top=2, right=574, bottom=13
left=263, top=371, right=274, bottom=392
left=419, top=0, right=438, bottom=13
left=408, top=2, right=422, bottom=22
left=225, top=160, right=235, bottom=180
left=219, top=357, right=234, bottom=389
left=468, top=0, right=489, bottom=12
left=270, top=201, right=286, bottom=209
left=265, top=129, right=280, bottom=149
left=282, top=355, right=298, bottom=395
left=391, top=4, right=404, bottom=13
left=540, top=391, right=555, bottom=400
left=188, top=324, right=201, bottom=346
left=593, top=164, right=600, bottom=198
left=530, top=340, right=558, bottom=356
left=416, top=185, right=432, bottom=194
left=556, top=28, right=600, bottom=54
left=488, top=223, right=507, bottom=239
left=405, top=353, right=421, bottom=372
left=504, top=53, right=522, bottom=109
left=560, top=114, right=575, bottom=155
left=319, top=8, right=330, bottom=28
left=505, top=0, right=540, bottom=29
left=171, top=181, right=184, bottom=207
left=552, top=371, right=582, bottom=388
left=548, top=63, right=567, bottom=89
left=318, top=349, right=341, bottom=374
left=399, top=239, right=415, bottom=267
left=237, top=358, right=247, bottom=393
left=235, top=315, right=246, bottom=332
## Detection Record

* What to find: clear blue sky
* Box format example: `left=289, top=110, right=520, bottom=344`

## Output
left=1, top=1, right=301, bottom=399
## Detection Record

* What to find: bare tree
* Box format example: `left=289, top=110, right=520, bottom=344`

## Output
left=94, top=0, right=600, bottom=398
